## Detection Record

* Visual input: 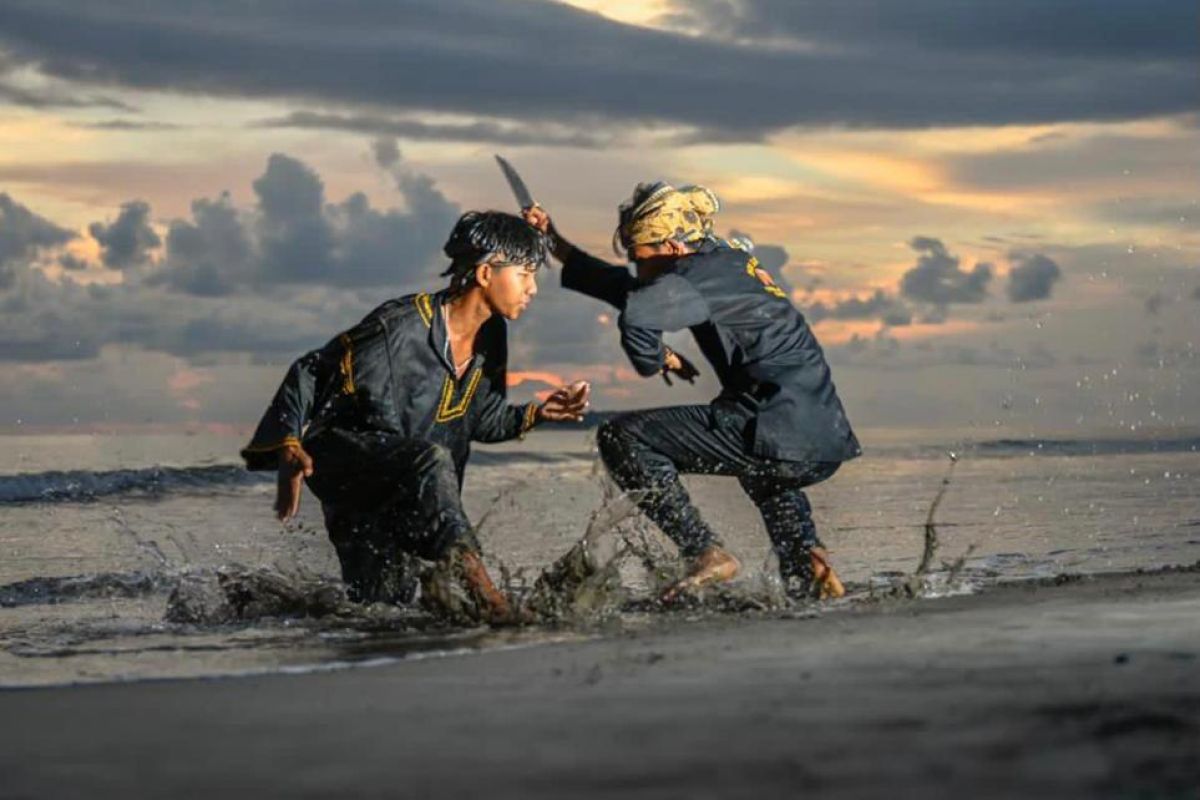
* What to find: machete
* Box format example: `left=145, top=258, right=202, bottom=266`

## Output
left=494, top=154, right=537, bottom=211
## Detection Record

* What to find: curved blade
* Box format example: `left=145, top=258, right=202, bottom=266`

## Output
left=494, top=154, right=536, bottom=210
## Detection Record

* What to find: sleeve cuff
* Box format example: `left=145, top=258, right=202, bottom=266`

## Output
left=517, top=402, right=539, bottom=439
left=240, top=435, right=301, bottom=470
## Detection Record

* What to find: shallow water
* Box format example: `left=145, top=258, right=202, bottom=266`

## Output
left=1, top=428, right=1197, bottom=687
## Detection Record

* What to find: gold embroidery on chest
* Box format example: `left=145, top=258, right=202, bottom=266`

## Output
left=414, top=293, right=434, bottom=327
left=436, top=367, right=482, bottom=423
left=337, top=333, right=355, bottom=394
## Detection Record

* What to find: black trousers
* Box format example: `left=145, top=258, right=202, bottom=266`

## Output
left=596, top=405, right=839, bottom=579
left=304, top=429, right=477, bottom=603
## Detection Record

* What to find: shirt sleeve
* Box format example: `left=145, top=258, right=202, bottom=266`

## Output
left=469, top=317, right=540, bottom=443
left=472, top=378, right=539, bottom=443
left=617, top=274, right=712, bottom=377
left=561, top=247, right=637, bottom=310
left=240, top=340, right=342, bottom=470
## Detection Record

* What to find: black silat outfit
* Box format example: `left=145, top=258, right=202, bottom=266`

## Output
left=562, top=240, right=861, bottom=581
left=241, top=291, right=538, bottom=602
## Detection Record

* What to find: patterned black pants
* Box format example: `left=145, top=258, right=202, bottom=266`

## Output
left=596, top=405, right=839, bottom=580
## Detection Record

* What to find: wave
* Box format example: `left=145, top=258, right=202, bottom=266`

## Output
left=0, top=450, right=591, bottom=505
left=959, top=436, right=1200, bottom=458
left=0, top=570, right=170, bottom=608
left=0, top=465, right=271, bottom=504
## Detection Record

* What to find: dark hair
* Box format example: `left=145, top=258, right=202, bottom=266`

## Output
left=441, top=211, right=547, bottom=294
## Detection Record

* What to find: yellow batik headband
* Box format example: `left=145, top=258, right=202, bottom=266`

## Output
left=613, top=182, right=721, bottom=256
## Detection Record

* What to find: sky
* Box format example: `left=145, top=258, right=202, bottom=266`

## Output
left=0, top=0, right=1196, bottom=438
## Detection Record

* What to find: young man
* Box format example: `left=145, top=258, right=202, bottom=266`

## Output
left=241, top=211, right=589, bottom=621
left=525, top=183, right=859, bottom=601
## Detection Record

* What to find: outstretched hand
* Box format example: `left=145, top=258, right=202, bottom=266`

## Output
left=662, top=347, right=700, bottom=386
left=275, top=442, right=314, bottom=522
left=538, top=380, right=590, bottom=423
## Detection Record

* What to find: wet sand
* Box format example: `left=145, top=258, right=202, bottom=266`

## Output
left=1, top=567, right=1198, bottom=799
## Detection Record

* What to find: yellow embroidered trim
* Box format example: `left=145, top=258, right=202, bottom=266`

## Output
left=519, top=401, right=539, bottom=436
left=242, top=435, right=301, bottom=453
left=338, top=333, right=355, bottom=395
left=746, top=256, right=787, bottom=299
left=414, top=293, right=433, bottom=327
left=435, top=367, right=482, bottom=423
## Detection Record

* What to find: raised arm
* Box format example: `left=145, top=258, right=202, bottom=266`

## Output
left=523, top=206, right=636, bottom=309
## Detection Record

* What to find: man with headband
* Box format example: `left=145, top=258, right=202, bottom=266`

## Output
left=526, top=184, right=859, bottom=601
left=241, top=211, right=590, bottom=622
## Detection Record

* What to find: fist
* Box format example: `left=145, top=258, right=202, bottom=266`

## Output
left=522, top=206, right=550, bottom=234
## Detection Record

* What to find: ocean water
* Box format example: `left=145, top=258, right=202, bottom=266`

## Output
left=1, top=427, right=1198, bottom=687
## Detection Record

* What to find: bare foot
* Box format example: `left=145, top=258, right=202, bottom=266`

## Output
left=661, top=546, right=741, bottom=603
left=809, top=546, right=846, bottom=600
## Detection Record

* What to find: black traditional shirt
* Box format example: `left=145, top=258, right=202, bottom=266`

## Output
left=241, top=290, right=538, bottom=474
left=563, top=242, right=861, bottom=463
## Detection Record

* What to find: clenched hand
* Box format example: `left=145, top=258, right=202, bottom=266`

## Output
left=662, top=347, right=700, bottom=386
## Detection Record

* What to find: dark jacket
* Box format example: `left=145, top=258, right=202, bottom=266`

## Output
left=563, top=242, right=860, bottom=463
left=241, top=290, right=537, bottom=475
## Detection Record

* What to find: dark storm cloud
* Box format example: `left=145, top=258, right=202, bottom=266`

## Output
left=0, top=192, right=75, bottom=288
left=259, top=111, right=614, bottom=149
left=1006, top=253, right=1062, bottom=303
left=1192, top=286, right=1200, bottom=301
left=88, top=200, right=161, bottom=269
left=668, top=0, right=1196, bottom=61
left=900, top=237, right=992, bottom=306
left=0, top=0, right=1194, bottom=140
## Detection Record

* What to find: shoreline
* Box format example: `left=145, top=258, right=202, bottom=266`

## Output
left=1, top=564, right=1197, bottom=797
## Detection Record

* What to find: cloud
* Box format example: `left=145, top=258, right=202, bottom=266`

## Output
left=0, top=148, right=465, bottom=363
left=1091, top=197, right=1198, bottom=230
left=371, top=137, right=400, bottom=170
left=1192, top=286, right=1200, bottom=301
left=945, top=130, right=1200, bottom=193
left=88, top=200, right=161, bottom=269
left=900, top=237, right=992, bottom=305
left=152, top=150, right=461, bottom=293
left=0, top=78, right=135, bottom=111
left=0, top=192, right=75, bottom=287
left=57, top=253, right=89, bottom=271
left=666, top=0, right=1197, bottom=61
left=258, top=111, right=614, bottom=149
left=1144, top=291, right=1168, bottom=315
left=1006, top=252, right=1062, bottom=302
left=71, top=119, right=180, bottom=131
left=155, top=193, right=253, bottom=296
left=0, top=0, right=1194, bottom=142
left=806, top=289, right=912, bottom=326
